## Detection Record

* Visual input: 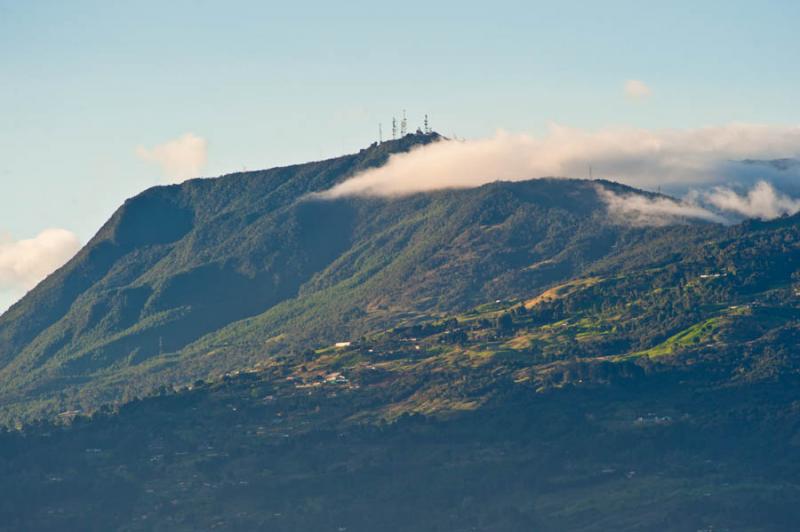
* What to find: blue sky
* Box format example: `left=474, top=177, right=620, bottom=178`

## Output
left=1, top=0, right=800, bottom=310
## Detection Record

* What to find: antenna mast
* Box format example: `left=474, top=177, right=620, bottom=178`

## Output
left=424, top=114, right=430, bottom=134
left=400, top=109, right=407, bottom=136
left=378, top=123, right=383, bottom=144
left=392, top=117, right=397, bottom=140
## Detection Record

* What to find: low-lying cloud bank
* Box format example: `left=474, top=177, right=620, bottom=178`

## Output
left=0, top=228, right=81, bottom=313
left=317, top=123, right=800, bottom=224
left=599, top=181, right=800, bottom=226
left=598, top=188, right=725, bottom=226
left=704, top=181, right=800, bottom=220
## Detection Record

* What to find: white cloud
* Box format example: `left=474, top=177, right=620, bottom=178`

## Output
left=703, top=181, right=800, bottom=219
left=598, top=187, right=725, bottom=226
left=624, top=79, right=652, bottom=99
left=136, top=133, right=208, bottom=183
left=0, top=228, right=81, bottom=312
left=317, top=124, right=800, bottom=200
left=599, top=181, right=800, bottom=226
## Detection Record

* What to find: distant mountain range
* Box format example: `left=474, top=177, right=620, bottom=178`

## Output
left=741, top=157, right=800, bottom=171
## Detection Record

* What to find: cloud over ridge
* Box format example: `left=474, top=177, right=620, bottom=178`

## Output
left=597, top=187, right=726, bottom=226
left=318, top=124, right=800, bottom=224
left=703, top=181, right=800, bottom=220
left=320, top=124, right=800, bottom=199
left=598, top=181, right=800, bottom=226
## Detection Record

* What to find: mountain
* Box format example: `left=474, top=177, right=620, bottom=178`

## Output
left=0, top=133, right=693, bottom=423
left=4, top=136, right=800, bottom=529
left=3, top=208, right=800, bottom=529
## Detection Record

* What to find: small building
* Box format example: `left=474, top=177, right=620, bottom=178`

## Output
left=633, top=413, right=673, bottom=427
left=325, top=372, right=348, bottom=384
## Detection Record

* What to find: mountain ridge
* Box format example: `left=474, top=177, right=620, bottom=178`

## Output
left=4, top=136, right=800, bottom=530
left=0, top=134, right=715, bottom=422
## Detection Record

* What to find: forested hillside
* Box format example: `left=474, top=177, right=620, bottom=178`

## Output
left=0, top=133, right=700, bottom=423
left=4, top=136, right=800, bottom=530
left=4, top=225, right=800, bottom=530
